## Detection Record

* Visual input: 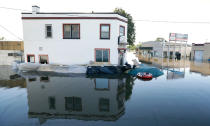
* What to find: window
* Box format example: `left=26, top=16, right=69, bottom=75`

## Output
left=95, top=49, right=110, bottom=62
left=8, top=53, right=21, bottom=57
left=99, top=98, right=109, bottom=112
left=8, top=53, right=13, bottom=56
left=63, top=24, right=80, bottom=39
left=28, top=78, right=37, bottom=82
left=45, top=24, right=52, bottom=38
left=39, top=55, right=49, bottom=64
left=65, top=97, right=82, bottom=111
left=48, top=96, right=56, bottom=110
left=40, top=76, right=49, bottom=82
left=95, top=79, right=109, bottom=90
left=27, top=54, right=35, bottom=63
left=119, top=26, right=125, bottom=36
left=100, top=24, right=110, bottom=39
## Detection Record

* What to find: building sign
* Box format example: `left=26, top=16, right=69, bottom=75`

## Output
left=169, top=33, right=188, bottom=41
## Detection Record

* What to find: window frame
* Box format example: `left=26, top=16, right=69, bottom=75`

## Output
left=119, top=25, right=125, bottom=36
left=99, top=98, right=110, bottom=112
left=65, top=97, right=82, bottom=111
left=39, top=54, right=49, bottom=64
left=94, top=48, right=110, bottom=62
left=100, top=24, right=111, bottom=39
left=63, top=23, right=80, bottom=39
left=45, top=24, right=53, bottom=38
left=27, top=54, right=35, bottom=63
left=94, top=78, right=110, bottom=91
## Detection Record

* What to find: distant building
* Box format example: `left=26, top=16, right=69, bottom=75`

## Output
left=22, top=6, right=128, bottom=65
left=191, top=43, right=210, bottom=61
left=0, top=41, right=24, bottom=65
left=138, top=41, right=191, bottom=59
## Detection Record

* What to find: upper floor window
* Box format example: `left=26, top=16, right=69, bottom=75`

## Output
left=119, top=25, right=125, bottom=36
left=45, top=24, right=52, bottom=38
left=63, top=24, right=80, bottom=39
left=100, top=24, right=110, bottom=39
left=99, top=98, right=110, bottom=112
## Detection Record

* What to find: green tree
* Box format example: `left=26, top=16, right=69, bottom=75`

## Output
left=114, top=8, right=136, bottom=45
left=0, top=36, right=5, bottom=40
left=155, top=37, right=167, bottom=42
left=127, top=45, right=137, bottom=50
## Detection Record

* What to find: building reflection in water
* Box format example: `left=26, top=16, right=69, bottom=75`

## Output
left=25, top=74, right=134, bottom=124
left=190, top=61, right=210, bottom=76
left=0, top=66, right=26, bottom=88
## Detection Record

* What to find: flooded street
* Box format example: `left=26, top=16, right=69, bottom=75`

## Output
left=0, top=61, right=210, bottom=126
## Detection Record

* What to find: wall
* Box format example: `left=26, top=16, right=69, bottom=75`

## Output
left=22, top=14, right=127, bottom=65
left=0, top=41, right=24, bottom=51
left=0, top=50, right=23, bottom=65
left=191, top=43, right=210, bottom=61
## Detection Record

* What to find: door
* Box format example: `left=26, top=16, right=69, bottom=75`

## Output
left=194, top=51, right=203, bottom=61
left=118, top=53, right=124, bottom=66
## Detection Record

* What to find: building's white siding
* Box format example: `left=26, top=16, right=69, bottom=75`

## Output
left=22, top=13, right=127, bottom=65
left=0, top=50, right=22, bottom=65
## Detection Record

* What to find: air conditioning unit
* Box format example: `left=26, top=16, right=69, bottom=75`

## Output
left=118, top=36, right=127, bottom=44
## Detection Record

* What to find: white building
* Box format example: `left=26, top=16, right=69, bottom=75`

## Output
left=0, top=41, right=24, bottom=65
left=22, top=6, right=128, bottom=65
left=138, top=41, right=191, bottom=59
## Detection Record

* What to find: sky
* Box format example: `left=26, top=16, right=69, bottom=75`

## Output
left=0, top=0, right=210, bottom=44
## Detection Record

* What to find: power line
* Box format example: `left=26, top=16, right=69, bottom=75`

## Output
left=1, top=6, right=210, bottom=25
left=0, top=24, right=23, bottom=40
left=134, top=19, right=210, bottom=24
left=1, top=6, right=210, bottom=24
left=0, top=6, right=30, bottom=12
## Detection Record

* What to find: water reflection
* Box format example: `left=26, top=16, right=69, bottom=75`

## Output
left=1, top=64, right=210, bottom=126
left=190, top=61, right=210, bottom=76
left=0, top=66, right=26, bottom=88
left=25, top=74, right=134, bottom=124
left=138, top=57, right=210, bottom=77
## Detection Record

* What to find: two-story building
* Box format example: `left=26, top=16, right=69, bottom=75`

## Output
left=22, top=6, right=128, bottom=65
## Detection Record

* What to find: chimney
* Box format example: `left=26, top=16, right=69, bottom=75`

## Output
left=32, top=5, right=40, bottom=14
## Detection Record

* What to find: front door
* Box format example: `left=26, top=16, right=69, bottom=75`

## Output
left=118, top=53, right=124, bottom=66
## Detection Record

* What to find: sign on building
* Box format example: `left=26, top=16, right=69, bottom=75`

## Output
left=169, top=33, right=188, bottom=41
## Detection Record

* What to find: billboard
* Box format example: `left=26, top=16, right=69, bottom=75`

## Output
left=169, top=33, right=188, bottom=41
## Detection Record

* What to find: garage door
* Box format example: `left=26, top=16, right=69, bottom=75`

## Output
left=194, top=51, right=204, bottom=61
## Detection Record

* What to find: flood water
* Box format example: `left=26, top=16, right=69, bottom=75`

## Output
left=0, top=60, right=210, bottom=126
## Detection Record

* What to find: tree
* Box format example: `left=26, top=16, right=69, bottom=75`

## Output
left=114, top=8, right=136, bottom=45
left=155, top=37, right=167, bottom=42
left=0, top=36, right=5, bottom=40
left=127, top=45, right=137, bottom=50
